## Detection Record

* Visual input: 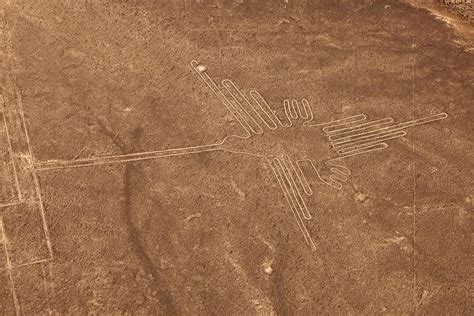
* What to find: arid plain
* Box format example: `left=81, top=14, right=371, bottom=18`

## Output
left=0, top=0, right=472, bottom=314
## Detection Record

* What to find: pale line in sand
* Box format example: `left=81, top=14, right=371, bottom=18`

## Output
left=331, top=143, right=389, bottom=161
left=31, top=114, right=446, bottom=251
left=46, top=261, right=55, bottom=305
left=40, top=263, right=52, bottom=314
left=325, top=117, right=394, bottom=136
left=0, top=162, right=12, bottom=203
left=304, top=114, right=367, bottom=129
left=221, top=79, right=263, bottom=134
left=4, top=74, right=55, bottom=314
left=13, top=85, right=54, bottom=260
left=249, top=90, right=280, bottom=129
left=31, top=173, right=54, bottom=260
left=3, top=20, right=55, bottom=267
left=328, top=113, right=448, bottom=142
left=0, top=216, right=21, bottom=315
left=411, top=43, right=417, bottom=310
left=12, top=257, right=53, bottom=269
left=30, top=60, right=449, bottom=252
left=191, top=60, right=251, bottom=136
left=335, top=131, right=407, bottom=153
left=33, top=143, right=225, bottom=171
left=281, top=155, right=311, bottom=220
left=1, top=97, right=22, bottom=201
left=268, top=157, right=316, bottom=251
left=2, top=31, right=55, bottom=310
left=290, top=155, right=312, bottom=196
left=0, top=198, right=40, bottom=210
left=13, top=85, right=33, bottom=159
left=0, top=201, right=22, bottom=209
left=301, top=159, right=343, bottom=190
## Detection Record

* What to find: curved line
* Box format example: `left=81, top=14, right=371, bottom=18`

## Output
left=248, top=90, right=279, bottom=129
left=290, top=100, right=299, bottom=119
left=299, top=99, right=310, bottom=119
left=330, top=173, right=347, bottom=182
left=302, top=159, right=343, bottom=190
left=191, top=60, right=251, bottom=137
left=330, top=168, right=349, bottom=179
left=330, top=113, right=448, bottom=142
left=221, top=79, right=264, bottom=134
left=325, top=160, right=351, bottom=175
left=283, top=100, right=293, bottom=127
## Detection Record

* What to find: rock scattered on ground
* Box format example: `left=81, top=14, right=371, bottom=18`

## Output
left=354, top=192, right=369, bottom=203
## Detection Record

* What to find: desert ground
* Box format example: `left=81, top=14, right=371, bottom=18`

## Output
left=0, top=0, right=472, bottom=314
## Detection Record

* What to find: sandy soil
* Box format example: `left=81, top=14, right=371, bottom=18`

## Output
left=0, top=0, right=472, bottom=314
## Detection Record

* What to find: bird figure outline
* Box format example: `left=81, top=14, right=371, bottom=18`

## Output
left=190, top=60, right=447, bottom=250
left=32, top=60, right=448, bottom=251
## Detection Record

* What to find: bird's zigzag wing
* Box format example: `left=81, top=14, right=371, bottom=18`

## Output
left=319, top=113, right=448, bottom=159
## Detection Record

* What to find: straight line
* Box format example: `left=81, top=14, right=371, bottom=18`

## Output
left=306, top=114, right=367, bottom=129
left=0, top=200, right=24, bottom=209
left=40, top=263, right=52, bottom=314
left=336, top=142, right=388, bottom=159
left=33, top=143, right=224, bottom=172
left=1, top=103, right=22, bottom=201
left=222, top=79, right=265, bottom=133
left=334, top=130, right=406, bottom=150
left=12, top=257, right=52, bottom=269
left=328, top=113, right=447, bottom=142
left=32, top=170, right=54, bottom=259
left=191, top=60, right=252, bottom=136
left=0, top=12, right=22, bottom=313
left=268, top=158, right=316, bottom=250
left=411, top=37, right=417, bottom=311
left=281, top=156, right=311, bottom=220
left=12, top=85, right=54, bottom=259
left=0, top=216, right=21, bottom=315
left=12, top=83, right=54, bottom=259
left=325, top=117, right=394, bottom=136
left=13, top=84, right=34, bottom=159
left=337, top=141, right=390, bottom=156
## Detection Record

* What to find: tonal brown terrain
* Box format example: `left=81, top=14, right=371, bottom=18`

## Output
left=0, top=0, right=472, bottom=314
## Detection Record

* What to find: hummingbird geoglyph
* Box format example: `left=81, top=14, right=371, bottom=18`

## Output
left=33, top=60, right=448, bottom=250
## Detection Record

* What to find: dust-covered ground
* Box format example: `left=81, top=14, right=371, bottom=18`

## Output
left=0, top=0, right=472, bottom=314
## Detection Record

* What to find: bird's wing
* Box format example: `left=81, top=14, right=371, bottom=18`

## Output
left=191, top=60, right=255, bottom=135
left=191, top=60, right=281, bottom=135
left=325, top=115, right=401, bottom=158
left=322, top=112, right=448, bottom=159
